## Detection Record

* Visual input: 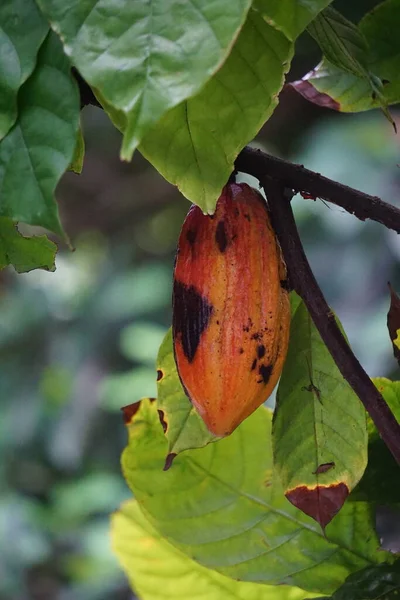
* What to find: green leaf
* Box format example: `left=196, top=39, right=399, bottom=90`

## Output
left=0, top=32, right=80, bottom=235
left=292, top=0, right=400, bottom=113
left=254, top=0, right=333, bottom=41
left=306, top=6, right=394, bottom=127
left=37, top=0, right=252, bottom=161
left=122, top=399, right=392, bottom=596
left=112, top=499, right=319, bottom=600
left=0, top=218, right=56, bottom=273
left=0, top=0, right=48, bottom=140
left=139, top=10, right=293, bottom=213
left=156, top=329, right=217, bottom=468
left=320, top=561, right=400, bottom=599
left=353, top=378, right=400, bottom=504
left=273, top=297, right=368, bottom=528
left=387, top=284, right=400, bottom=366
left=307, top=7, right=369, bottom=77
left=69, top=123, right=85, bottom=174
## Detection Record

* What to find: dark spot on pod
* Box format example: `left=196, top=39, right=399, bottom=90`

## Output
left=186, top=229, right=197, bottom=246
left=239, top=348, right=244, bottom=354
left=234, top=208, right=240, bottom=217
left=257, top=344, right=265, bottom=359
left=173, top=280, right=214, bottom=363
left=158, top=409, right=168, bottom=433
left=163, top=453, right=177, bottom=471
left=244, top=213, right=251, bottom=222
left=215, top=220, right=228, bottom=253
left=157, top=369, right=163, bottom=381
left=251, top=358, right=257, bottom=371
left=251, top=331, right=263, bottom=341
left=280, top=279, right=290, bottom=291
left=258, top=364, right=273, bottom=384
left=216, top=320, right=220, bottom=325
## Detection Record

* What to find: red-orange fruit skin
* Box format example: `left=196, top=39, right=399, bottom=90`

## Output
left=173, top=183, right=290, bottom=436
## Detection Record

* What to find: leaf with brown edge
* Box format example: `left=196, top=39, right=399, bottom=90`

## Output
left=387, top=283, right=400, bottom=365
left=291, top=1, right=400, bottom=116
left=286, top=483, right=349, bottom=530
left=273, top=294, right=368, bottom=529
left=121, top=398, right=393, bottom=595
left=156, top=329, right=218, bottom=468
left=121, top=398, right=156, bottom=426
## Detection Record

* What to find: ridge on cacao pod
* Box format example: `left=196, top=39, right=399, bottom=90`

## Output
left=172, top=182, right=290, bottom=436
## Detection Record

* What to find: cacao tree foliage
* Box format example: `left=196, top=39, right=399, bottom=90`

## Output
left=1, top=0, right=400, bottom=599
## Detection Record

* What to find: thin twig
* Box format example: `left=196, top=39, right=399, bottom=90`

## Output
left=235, top=146, right=400, bottom=234
left=262, top=177, right=400, bottom=466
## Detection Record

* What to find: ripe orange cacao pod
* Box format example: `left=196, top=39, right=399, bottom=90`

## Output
left=172, top=182, right=290, bottom=436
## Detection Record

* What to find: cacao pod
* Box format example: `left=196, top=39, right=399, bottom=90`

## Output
left=172, top=182, right=290, bottom=436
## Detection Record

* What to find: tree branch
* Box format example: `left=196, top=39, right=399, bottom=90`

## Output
left=261, top=177, right=400, bottom=466
left=235, top=146, right=400, bottom=234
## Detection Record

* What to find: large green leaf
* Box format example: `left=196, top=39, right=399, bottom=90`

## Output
left=273, top=297, right=368, bottom=528
left=0, top=218, right=56, bottom=273
left=112, top=499, right=319, bottom=600
left=317, top=562, right=400, bottom=599
left=139, top=9, right=293, bottom=213
left=37, top=0, right=252, bottom=161
left=0, top=32, right=80, bottom=235
left=353, top=378, right=400, bottom=504
left=156, top=329, right=217, bottom=468
left=254, top=0, right=333, bottom=41
left=307, top=7, right=369, bottom=77
left=0, top=0, right=48, bottom=140
left=292, top=0, right=400, bottom=113
left=122, top=399, right=392, bottom=596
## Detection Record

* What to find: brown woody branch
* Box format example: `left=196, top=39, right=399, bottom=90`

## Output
left=260, top=177, right=400, bottom=466
left=235, top=146, right=400, bottom=233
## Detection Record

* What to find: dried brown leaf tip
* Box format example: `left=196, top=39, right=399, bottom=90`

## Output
left=286, top=482, right=349, bottom=530
left=121, top=402, right=142, bottom=425
left=387, top=283, right=400, bottom=365
left=288, top=80, right=340, bottom=111
left=121, top=398, right=156, bottom=425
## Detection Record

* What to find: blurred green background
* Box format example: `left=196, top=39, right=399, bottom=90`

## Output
left=1, top=4, right=400, bottom=599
